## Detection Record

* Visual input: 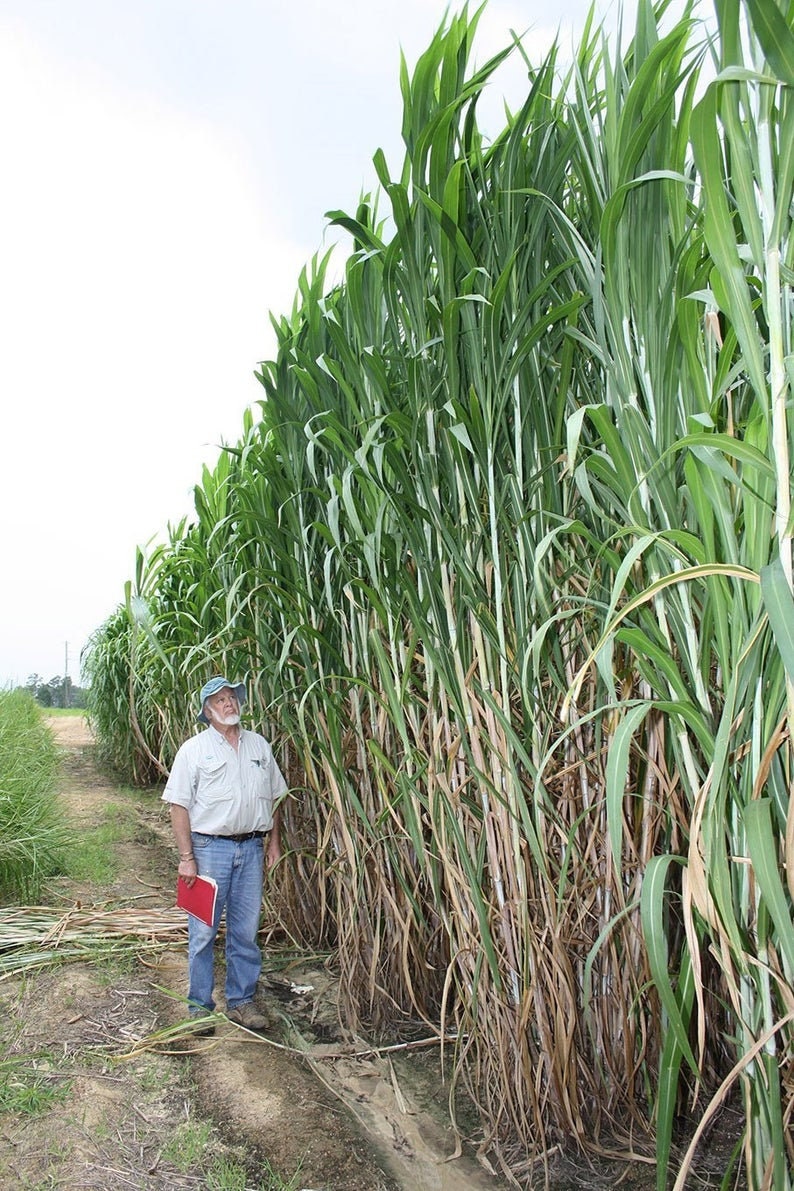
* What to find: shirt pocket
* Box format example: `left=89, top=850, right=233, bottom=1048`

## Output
left=195, top=758, right=233, bottom=806
left=250, top=756, right=272, bottom=802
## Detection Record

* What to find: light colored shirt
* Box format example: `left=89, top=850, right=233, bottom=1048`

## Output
left=161, top=724, right=288, bottom=835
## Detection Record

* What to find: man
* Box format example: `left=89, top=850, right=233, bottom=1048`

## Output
left=163, top=675, right=287, bottom=1033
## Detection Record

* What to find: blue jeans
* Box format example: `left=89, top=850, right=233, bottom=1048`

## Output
left=187, top=833, right=264, bottom=1012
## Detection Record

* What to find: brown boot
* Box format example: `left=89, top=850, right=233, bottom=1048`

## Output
left=188, top=1010, right=216, bottom=1037
left=226, top=1002, right=269, bottom=1031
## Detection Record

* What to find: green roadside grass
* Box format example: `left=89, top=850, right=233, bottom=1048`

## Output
left=0, top=694, right=139, bottom=898
left=0, top=690, right=64, bottom=902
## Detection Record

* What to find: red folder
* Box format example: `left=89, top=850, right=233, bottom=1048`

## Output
left=176, top=874, right=218, bottom=927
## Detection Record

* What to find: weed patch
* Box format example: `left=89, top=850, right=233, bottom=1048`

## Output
left=0, top=1055, right=72, bottom=1116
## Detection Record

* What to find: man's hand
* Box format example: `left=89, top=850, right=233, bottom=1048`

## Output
left=178, top=856, right=198, bottom=887
left=265, top=834, right=282, bottom=870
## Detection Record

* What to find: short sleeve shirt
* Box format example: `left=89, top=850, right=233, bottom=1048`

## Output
left=161, top=725, right=288, bottom=835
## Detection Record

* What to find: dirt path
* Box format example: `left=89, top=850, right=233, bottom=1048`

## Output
left=0, top=716, right=506, bottom=1191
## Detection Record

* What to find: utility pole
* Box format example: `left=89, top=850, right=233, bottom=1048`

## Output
left=64, top=641, right=70, bottom=709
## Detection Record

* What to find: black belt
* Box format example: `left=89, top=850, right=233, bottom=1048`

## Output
left=210, top=830, right=266, bottom=842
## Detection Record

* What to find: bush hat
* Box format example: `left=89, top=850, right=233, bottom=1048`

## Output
left=197, top=676, right=247, bottom=724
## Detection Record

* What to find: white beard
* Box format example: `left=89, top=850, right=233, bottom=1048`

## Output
left=211, top=712, right=240, bottom=727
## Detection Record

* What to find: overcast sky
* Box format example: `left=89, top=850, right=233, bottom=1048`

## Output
left=0, top=0, right=667, bottom=687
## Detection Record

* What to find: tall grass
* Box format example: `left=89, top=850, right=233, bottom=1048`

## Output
left=0, top=691, right=64, bottom=902
left=83, top=2, right=794, bottom=1186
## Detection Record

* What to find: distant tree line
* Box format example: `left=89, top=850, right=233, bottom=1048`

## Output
left=22, top=674, right=88, bottom=709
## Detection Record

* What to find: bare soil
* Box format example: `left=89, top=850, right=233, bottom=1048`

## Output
left=0, top=716, right=509, bottom=1191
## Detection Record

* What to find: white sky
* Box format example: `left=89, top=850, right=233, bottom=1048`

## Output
left=0, top=0, right=659, bottom=687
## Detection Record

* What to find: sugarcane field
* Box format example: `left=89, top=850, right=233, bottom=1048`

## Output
left=0, top=714, right=743, bottom=1189
left=2, top=0, right=794, bottom=1188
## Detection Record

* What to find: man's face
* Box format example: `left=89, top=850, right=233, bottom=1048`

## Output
left=205, top=688, right=240, bottom=727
